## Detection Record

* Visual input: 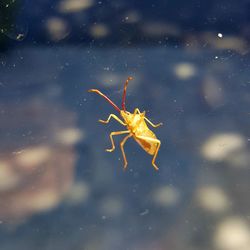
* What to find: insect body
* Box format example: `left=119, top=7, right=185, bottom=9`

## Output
left=88, top=77, right=162, bottom=170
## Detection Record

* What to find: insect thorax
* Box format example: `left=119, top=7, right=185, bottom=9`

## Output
left=120, top=110, right=132, bottom=123
left=120, top=110, right=146, bottom=132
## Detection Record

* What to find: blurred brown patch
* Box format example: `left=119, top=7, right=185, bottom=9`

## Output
left=0, top=99, right=81, bottom=223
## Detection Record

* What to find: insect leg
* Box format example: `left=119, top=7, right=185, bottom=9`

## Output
left=136, top=136, right=161, bottom=171
left=99, top=114, right=126, bottom=126
left=152, top=140, right=161, bottom=170
left=144, top=117, right=163, bottom=128
left=106, top=130, right=130, bottom=152
left=120, top=134, right=133, bottom=170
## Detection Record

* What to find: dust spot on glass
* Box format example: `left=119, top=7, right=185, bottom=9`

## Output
left=27, top=190, right=61, bottom=212
left=45, top=17, right=70, bottom=41
left=97, top=73, right=140, bottom=91
left=201, top=133, right=246, bottom=162
left=141, top=22, right=180, bottom=38
left=216, top=36, right=247, bottom=53
left=57, top=0, right=95, bottom=13
left=64, top=181, right=90, bottom=205
left=213, top=217, right=250, bottom=250
left=123, top=10, right=141, bottom=23
left=174, top=63, right=197, bottom=80
left=15, top=146, right=51, bottom=170
left=89, top=23, right=110, bottom=39
left=99, top=196, right=123, bottom=217
left=227, top=150, right=250, bottom=169
left=54, top=128, right=84, bottom=146
left=98, top=73, right=121, bottom=87
left=0, top=161, right=20, bottom=191
left=202, top=76, right=225, bottom=108
left=140, top=209, right=149, bottom=216
left=97, top=73, right=127, bottom=89
left=201, top=32, right=248, bottom=54
left=196, top=186, right=231, bottom=213
left=152, top=185, right=180, bottom=207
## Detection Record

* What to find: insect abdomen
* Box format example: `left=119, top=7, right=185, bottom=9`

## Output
left=134, top=129, right=157, bottom=155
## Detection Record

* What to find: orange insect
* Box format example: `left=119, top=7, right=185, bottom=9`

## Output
left=88, top=77, right=162, bottom=170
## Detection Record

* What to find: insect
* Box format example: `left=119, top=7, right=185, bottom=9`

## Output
left=88, top=77, right=162, bottom=170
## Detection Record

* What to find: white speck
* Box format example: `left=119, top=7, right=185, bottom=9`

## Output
left=12, top=150, right=25, bottom=155
left=140, top=209, right=149, bottom=216
left=218, top=33, right=223, bottom=38
left=215, top=56, right=219, bottom=59
left=16, top=33, right=25, bottom=40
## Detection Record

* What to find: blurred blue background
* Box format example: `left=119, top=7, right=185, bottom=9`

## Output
left=0, top=1, right=250, bottom=250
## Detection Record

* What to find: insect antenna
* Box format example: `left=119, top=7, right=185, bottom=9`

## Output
left=122, top=76, right=133, bottom=111
left=88, top=89, right=121, bottom=112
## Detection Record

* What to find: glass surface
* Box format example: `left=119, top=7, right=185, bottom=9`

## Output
left=0, top=1, right=249, bottom=250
